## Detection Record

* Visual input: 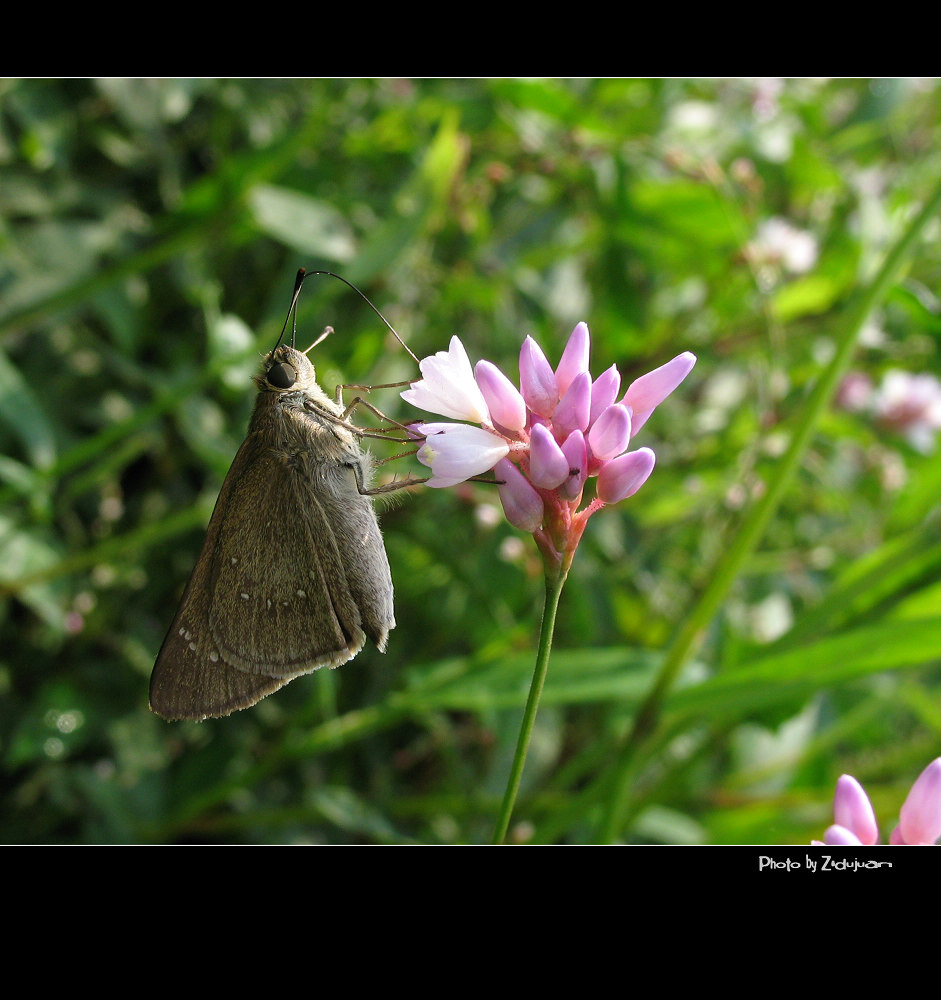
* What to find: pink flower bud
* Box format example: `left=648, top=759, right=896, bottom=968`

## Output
left=555, top=321, right=590, bottom=396
left=495, top=458, right=544, bottom=532
left=553, top=371, right=592, bottom=438
left=589, top=365, right=621, bottom=425
left=558, top=430, right=587, bottom=501
left=475, top=360, right=527, bottom=431
left=415, top=422, right=510, bottom=488
left=529, top=422, right=570, bottom=489
left=623, top=352, right=696, bottom=436
left=587, top=404, right=632, bottom=461
left=519, top=336, right=559, bottom=418
left=596, top=448, right=655, bottom=504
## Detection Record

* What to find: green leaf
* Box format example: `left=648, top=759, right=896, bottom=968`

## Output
left=248, top=184, right=357, bottom=260
left=0, top=348, right=56, bottom=469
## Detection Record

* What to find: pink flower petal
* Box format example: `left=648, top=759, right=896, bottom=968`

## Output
left=475, top=360, right=527, bottom=432
left=558, top=430, right=587, bottom=502
left=415, top=422, right=509, bottom=487
left=519, top=336, right=559, bottom=418
left=495, top=458, right=544, bottom=532
left=589, top=365, right=621, bottom=425
left=629, top=407, right=654, bottom=437
left=596, top=448, right=655, bottom=504
left=899, top=758, right=941, bottom=845
left=553, top=371, right=592, bottom=438
left=823, top=824, right=864, bottom=846
left=622, top=352, right=697, bottom=418
left=555, top=321, right=590, bottom=396
left=833, top=774, right=879, bottom=846
left=401, top=336, right=491, bottom=423
left=529, top=422, right=570, bottom=489
left=587, top=404, right=632, bottom=461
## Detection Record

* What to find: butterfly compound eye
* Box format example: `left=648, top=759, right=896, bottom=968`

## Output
left=267, top=362, right=297, bottom=389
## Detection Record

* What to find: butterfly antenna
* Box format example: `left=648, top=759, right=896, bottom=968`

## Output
left=303, top=269, right=420, bottom=365
left=270, top=268, right=308, bottom=353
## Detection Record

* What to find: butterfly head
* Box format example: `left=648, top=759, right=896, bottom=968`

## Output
left=259, top=345, right=318, bottom=394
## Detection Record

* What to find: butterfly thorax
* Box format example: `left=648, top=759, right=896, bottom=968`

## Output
left=249, top=345, right=358, bottom=459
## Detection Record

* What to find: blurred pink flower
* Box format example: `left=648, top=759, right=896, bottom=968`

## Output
left=872, top=370, right=941, bottom=453
left=836, top=369, right=941, bottom=453
left=402, top=322, right=696, bottom=575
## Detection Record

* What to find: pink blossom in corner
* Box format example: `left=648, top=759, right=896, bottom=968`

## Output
left=814, top=759, right=941, bottom=847
left=822, top=774, right=879, bottom=846
left=894, top=758, right=941, bottom=845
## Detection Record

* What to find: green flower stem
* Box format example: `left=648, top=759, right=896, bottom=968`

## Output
left=492, top=566, right=568, bottom=844
left=597, top=174, right=941, bottom=844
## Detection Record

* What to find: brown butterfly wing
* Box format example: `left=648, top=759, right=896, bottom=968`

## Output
left=300, top=455, right=395, bottom=651
left=149, top=431, right=367, bottom=721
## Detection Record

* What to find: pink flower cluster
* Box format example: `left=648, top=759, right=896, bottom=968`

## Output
left=401, top=323, right=695, bottom=568
left=815, top=758, right=941, bottom=846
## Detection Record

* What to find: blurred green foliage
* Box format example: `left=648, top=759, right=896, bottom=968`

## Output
left=2, top=78, right=940, bottom=844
